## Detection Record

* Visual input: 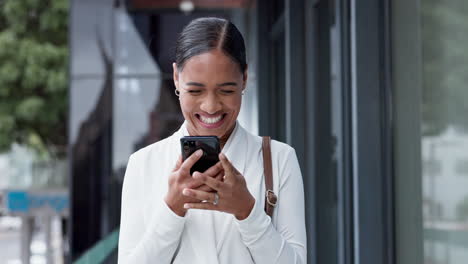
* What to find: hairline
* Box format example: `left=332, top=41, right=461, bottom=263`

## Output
left=176, top=48, right=246, bottom=75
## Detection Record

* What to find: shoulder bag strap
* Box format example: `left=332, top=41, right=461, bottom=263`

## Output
left=262, top=136, right=277, bottom=217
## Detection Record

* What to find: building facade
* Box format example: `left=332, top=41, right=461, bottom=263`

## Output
left=69, top=0, right=468, bottom=263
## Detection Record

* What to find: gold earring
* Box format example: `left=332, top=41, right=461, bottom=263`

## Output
left=175, top=89, right=180, bottom=97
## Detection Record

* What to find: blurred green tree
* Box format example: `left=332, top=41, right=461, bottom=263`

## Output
left=421, top=0, right=468, bottom=136
left=0, top=0, right=68, bottom=157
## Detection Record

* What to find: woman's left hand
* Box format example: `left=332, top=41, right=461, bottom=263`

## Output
left=182, top=153, right=255, bottom=220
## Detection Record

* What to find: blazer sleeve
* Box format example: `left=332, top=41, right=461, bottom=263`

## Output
left=234, top=147, right=307, bottom=263
left=118, top=153, right=187, bottom=264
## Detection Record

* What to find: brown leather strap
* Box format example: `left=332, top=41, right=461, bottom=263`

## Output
left=262, top=136, right=277, bottom=217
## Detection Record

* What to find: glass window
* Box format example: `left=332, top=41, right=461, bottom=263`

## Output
left=455, top=160, right=468, bottom=176
left=421, top=1, right=468, bottom=262
left=112, top=77, right=183, bottom=175
left=394, top=0, right=468, bottom=263
left=70, top=79, right=105, bottom=145
left=114, top=8, right=161, bottom=76
left=70, top=0, right=113, bottom=76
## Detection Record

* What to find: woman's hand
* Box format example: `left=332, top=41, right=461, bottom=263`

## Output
left=165, top=150, right=224, bottom=217
left=182, top=153, right=255, bottom=220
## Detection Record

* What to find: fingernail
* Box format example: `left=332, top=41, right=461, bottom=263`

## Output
left=183, top=189, right=189, bottom=195
left=196, top=149, right=203, bottom=156
left=184, top=204, right=190, bottom=209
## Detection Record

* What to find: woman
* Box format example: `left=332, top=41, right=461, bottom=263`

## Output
left=118, top=17, right=306, bottom=263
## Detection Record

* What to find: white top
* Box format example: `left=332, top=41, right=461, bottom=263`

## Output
left=118, top=122, right=307, bottom=264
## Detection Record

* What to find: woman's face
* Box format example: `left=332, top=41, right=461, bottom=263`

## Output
left=173, top=49, right=247, bottom=139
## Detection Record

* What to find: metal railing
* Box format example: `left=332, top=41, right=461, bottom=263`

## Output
left=74, top=229, right=120, bottom=264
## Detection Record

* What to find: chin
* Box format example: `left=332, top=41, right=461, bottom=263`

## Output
left=197, top=127, right=229, bottom=138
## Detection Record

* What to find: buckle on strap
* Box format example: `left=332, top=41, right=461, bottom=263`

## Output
left=266, top=190, right=277, bottom=207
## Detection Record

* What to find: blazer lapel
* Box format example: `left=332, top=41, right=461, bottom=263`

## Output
left=171, top=123, right=219, bottom=263
left=174, top=122, right=250, bottom=260
left=215, top=122, right=249, bottom=251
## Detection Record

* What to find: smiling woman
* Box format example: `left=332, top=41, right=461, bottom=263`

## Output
left=173, top=17, right=247, bottom=147
left=174, top=49, right=245, bottom=147
left=118, top=17, right=307, bottom=264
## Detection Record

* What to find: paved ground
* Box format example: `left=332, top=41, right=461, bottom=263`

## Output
left=0, top=216, right=63, bottom=264
left=0, top=228, right=22, bottom=263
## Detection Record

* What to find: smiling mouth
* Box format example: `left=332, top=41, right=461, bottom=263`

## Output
left=196, top=114, right=226, bottom=125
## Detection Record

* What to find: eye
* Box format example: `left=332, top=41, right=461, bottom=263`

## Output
left=220, top=90, right=235, bottom=94
left=187, top=90, right=202, bottom=95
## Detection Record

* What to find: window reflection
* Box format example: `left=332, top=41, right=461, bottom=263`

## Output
left=70, top=0, right=113, bottom=75
left=112, top=77, right=183, bottom=175
left=115, top=7, right=161, bottom=75
left=421, top=0, right=468, bottom=263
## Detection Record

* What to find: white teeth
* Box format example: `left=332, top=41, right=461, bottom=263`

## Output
left=199, top=115, right=223, bottom=124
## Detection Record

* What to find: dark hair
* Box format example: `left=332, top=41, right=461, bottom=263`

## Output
left=175, top=17, right=247, bottom=74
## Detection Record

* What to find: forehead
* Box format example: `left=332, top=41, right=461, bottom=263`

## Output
left=180, top=50, right=242, bottom=79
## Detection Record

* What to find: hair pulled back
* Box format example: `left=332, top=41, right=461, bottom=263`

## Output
left=175, top=17, right=247, bottom=74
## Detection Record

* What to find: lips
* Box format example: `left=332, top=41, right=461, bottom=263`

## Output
left=196, top=113, right=226, bottom=128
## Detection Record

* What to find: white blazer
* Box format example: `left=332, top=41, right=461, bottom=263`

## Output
left=118, top=122, right=307, bottom=264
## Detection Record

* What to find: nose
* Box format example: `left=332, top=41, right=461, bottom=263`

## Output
left=200, top=93, right=222, bottom=114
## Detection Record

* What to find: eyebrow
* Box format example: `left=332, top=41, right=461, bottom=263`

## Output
left=185, top=82, right=238, bottom=87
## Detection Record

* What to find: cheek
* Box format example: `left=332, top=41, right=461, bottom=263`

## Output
left=228, top=97, right=242, bottom=112
left=179, top=97, right=197, bottom=113
left=180, top=95, right=242, bottom=114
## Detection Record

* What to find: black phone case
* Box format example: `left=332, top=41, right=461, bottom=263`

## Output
left=180, top=136, right=220, bottom=174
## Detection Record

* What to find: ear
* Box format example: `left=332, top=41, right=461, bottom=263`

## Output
left=242, top=64, right=248, bottom=90
left=173, top=62, right=179, bottom=89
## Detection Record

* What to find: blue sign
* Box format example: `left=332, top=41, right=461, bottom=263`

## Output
left=7, top=191, right=29, bottom=212
left=6, top=190, right=69, bottom=214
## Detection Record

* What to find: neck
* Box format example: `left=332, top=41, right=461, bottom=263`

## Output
left=219, top=127, right=233, bottom=149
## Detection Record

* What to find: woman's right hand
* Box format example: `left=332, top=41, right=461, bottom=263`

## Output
left=164, top=149, right=223, bottom=217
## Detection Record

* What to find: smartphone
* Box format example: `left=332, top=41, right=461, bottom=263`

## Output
left=180, top=136, right=221, bottom=174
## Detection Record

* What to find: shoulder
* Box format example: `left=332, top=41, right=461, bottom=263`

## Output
left=240, top=126, right=294, bottom=153
left=249, top=136, right=301, bottom=190
left=244, top=130, right=297, bottom=169
left=270, top=140, right=298, bottom=174
left=247, top=133, right=295, bottom=159
left=123, top=134, right=179, bottom=192
left=128, top=134, right=178, bottom=167
left=270, top=139, right=295, bottom=155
